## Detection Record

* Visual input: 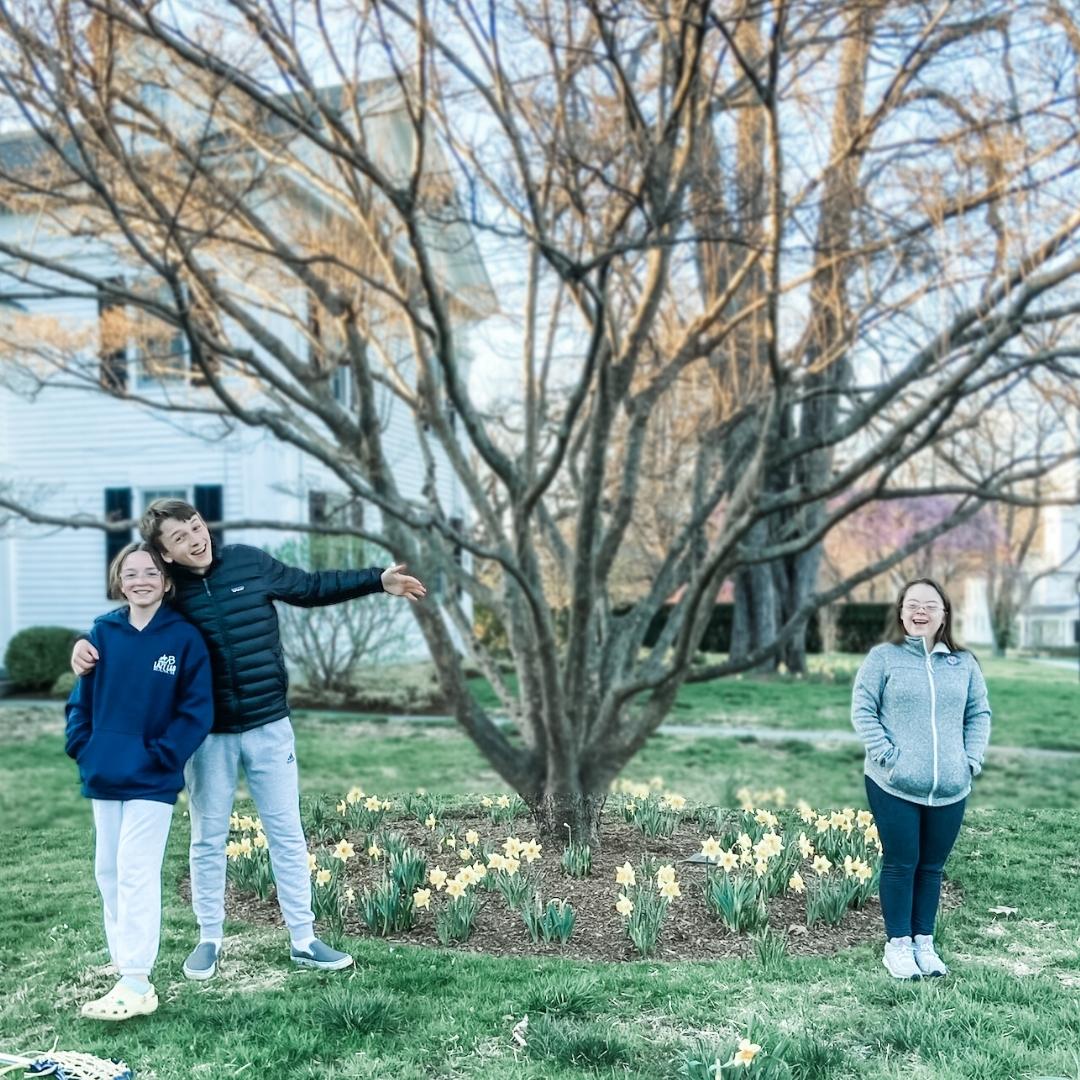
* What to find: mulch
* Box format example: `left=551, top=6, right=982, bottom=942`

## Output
left=181, top=809, right=960, bottom=963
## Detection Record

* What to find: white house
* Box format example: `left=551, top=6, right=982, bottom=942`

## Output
left=0, top=80, right=493, bottom=663
left=962, top=456, right=1080, bottom=653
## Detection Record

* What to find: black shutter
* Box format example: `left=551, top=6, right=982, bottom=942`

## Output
left=98, top=278, right=128, bottom=393
left=194, top=484, right=224, bottom=550
left=104, top=487, right=132, bottom=584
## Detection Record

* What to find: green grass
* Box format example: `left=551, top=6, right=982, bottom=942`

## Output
left=470, top=653, right=1080, bottom=751
left=2, top=698, right=1079, bottom=1079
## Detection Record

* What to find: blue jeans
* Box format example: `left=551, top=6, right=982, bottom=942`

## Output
left=865, top=776, right=966, bottom=940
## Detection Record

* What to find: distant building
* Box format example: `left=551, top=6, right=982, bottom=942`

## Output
left=0, top=80, right=491, bottom=660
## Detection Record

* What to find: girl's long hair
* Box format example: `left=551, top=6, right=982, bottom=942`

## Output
left=885, top=577, right=965, bottom=652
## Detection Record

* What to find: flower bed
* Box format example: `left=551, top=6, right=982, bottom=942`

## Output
left=201, top=779, right=933, bottom=964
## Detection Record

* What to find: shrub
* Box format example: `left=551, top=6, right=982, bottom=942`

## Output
left=51, top=671, right=77, bottom=699
left=4, top=627, right=79, bottom=691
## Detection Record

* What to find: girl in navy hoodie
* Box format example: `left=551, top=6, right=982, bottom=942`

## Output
left=65, top=541, right=212, bottom=1020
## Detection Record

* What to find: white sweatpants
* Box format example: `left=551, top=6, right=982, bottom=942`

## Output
left=91, top=799, right=174, bottom=977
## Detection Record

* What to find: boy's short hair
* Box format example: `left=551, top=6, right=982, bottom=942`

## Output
left=107, top=540, right=173, bottom=600
left=140, top=497, right=201, bottom=547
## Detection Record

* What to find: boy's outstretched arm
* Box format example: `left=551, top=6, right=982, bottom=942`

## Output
left=379, top=563, right=427, bottom=602
left=260, top=549, right=426, bottom=607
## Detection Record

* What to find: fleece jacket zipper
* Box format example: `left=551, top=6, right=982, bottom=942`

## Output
left=923, top=637, right=938, bottom=806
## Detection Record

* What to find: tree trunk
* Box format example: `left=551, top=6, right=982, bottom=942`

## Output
left=531, top=790, right=607, bottom=848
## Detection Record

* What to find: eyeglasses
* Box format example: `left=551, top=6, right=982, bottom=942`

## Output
left=902, top=601, right=942, bottom=614
left=121, top=569, right=163, bottom=581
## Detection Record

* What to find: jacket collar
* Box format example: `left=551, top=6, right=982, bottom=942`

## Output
left=903, top=634, right=951, bottom=657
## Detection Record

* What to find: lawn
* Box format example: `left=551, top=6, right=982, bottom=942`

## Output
left=1, top=691, right=1078, bottom=1079
left=468, top=654, right=1080, bottom=751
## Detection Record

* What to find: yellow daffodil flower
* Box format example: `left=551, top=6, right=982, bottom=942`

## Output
left=789, top=871, right=805, bottom=893
left=315, top=868, right=331, bottom=886
left=616, top=862, right=636, bottom=886
left=429, top=867, right=448, bottom=891
left=615, top=894, right=634, bottom=916
left=413, top=888, right=432, bottom=909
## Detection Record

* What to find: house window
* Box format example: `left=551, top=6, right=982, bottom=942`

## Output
left=140, top=485, right=224, bottom=549
left=308, top=490, right=364, bottom=569
left=97, top=277, right=191, bottom=389
left=104, top=487, right=133, bottom=584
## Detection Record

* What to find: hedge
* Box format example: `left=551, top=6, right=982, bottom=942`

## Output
left=4, top=626, right=80, bottom=691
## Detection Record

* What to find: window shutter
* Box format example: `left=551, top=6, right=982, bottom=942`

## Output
left=104, top=487, right=132, bottom=583
left=98, top=278, right=128, bottom=393
left=194, top=484, right=224, bottom=550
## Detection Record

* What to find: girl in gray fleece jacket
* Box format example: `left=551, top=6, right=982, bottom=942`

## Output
left=852, top=578, right=991, bottom=980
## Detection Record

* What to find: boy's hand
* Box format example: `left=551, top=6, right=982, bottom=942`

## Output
left=381, top=563, right=427, bottom=602
left=72, top=639, right=99, bottom=676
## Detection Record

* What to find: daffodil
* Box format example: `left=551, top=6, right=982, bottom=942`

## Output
left=496, top=794, right=511, bottom=809
left=429, top=867, right=448, bottom=891
left=811, top=854, right=832, bottom=876
left=736, top=833, right=752, bottom=852
left=239, top=836, right=253, bottom=856
left=446, top=879, right=466, bottom=899
left=665, top=793, right=687, bottom=811
left=307, top=852, right=317, bottom=872
left=815, top=816, right=831, bottom=833
left=413, top=888, right=432, bottom=909
left=797, top=833, right=815, bottom=859
left=465, top=830, right=480, bottom=846
left=336, top=800, right=347, bottom=816
left=239, top=815, right=256, bottom=832
left=864, top=824, right=879, bottom=845
left=615, top=894, right=634, bottom=916
left=625, top=800, right=637, bottom=813
left=753, top=859, right=768, bottom=878
left=854, top=861, right=873, bottom=883
left=503, top=857, right=521, bottom=877
left=315, top=868, right=332, bottom=886
left=334, top=839, right=355, bottom=862
left=701, top=837, right=722, bottom=860
left=739, top=851, right=753, bottom=867
left=856, top=809, right=873, bottom=828
left=458, top=846, right=473, bottom=862
left=656, top=864, right=676, bottom=885
left=487, top=852, right=506, bottom=871
left=718, top=849, right=739, bottom=872
left=367, top=844, right=382, bottom=861
left=425, top=814, right=438, bottom=830
left=754, top=832, right=783, bottom=860
left=443, top=836, right=458, bottom=849
left=659, top=879, right=681, bottom=899
left=380, top=799, right=392, bottom=811
left=365, top=796, right=381, bottom=812
left=842, top=855, right=855, bottom=877
left=521, top=840, right=542, bottom=863
left=345, top=886, right=355, bottom=904
left=229, top=813, right=241, bottom=831
left=252, top=832, right=267, bottom=849
left=732, top=1037, right=762, bottom=1067
left=481, top=796, right=493, bottom=808
left=503, top=836, right=524, bottom=858
left=615, top=862, right=636, bottom=886
left=346, top=786, right=364, bottom=804
left=796, top=801, right=814, bottom=823
left=458, top=866, right=478, bottom=886
left=471, top=861, right=487, bottom=879
left=225, top=841, right=241, bottom=860
left=754, top=809, right=778, bottom=828
left=789, top=871, right=805, bottom=893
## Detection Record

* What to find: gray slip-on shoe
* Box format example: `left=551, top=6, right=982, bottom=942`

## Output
left=183, top=940, right=220, bottom=981
left=290, top=939, right=354, bottom=971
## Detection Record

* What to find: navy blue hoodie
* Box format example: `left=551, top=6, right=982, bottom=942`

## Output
left=65, top=605, right=214, bottom=804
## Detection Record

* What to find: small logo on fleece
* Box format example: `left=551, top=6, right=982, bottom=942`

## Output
left=153, top=654, right=177, bottom=675
left=231, top=585, right=245, bottom=593
left=946, top=655, right=960, bottom=666
left=286, top=752, right=295, bottom=764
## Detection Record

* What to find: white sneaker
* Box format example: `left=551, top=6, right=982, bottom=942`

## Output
left=913, top=934, right=948, bottom=976
left=882, top=936, right=922, bottom=979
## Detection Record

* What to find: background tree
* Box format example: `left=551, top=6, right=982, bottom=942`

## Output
left=1, top=1, right=1079, bottom=841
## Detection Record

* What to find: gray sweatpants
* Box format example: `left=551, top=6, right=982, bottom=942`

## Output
left=185, top=717, right=314, bottom=942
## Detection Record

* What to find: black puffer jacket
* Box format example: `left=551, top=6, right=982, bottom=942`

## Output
left=170, top=544, right=384, bottom=733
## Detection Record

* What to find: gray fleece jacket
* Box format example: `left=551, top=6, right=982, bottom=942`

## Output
left=851, top=635, right=992, bottom=807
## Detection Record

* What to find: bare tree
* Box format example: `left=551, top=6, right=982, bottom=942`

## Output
left=1, top=0, right=1079, bottom=841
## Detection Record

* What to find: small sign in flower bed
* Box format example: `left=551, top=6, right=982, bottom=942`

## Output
left=209, top=782, right=925, bottom=962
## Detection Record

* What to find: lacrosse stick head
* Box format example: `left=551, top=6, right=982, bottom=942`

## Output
left=21, top=1051, right=133, bottom=1080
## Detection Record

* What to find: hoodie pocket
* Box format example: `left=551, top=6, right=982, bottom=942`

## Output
left=78, top=730, right=160, bottom=794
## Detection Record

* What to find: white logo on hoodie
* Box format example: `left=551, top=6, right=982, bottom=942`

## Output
left=153, top=654, right=177, bottom=676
